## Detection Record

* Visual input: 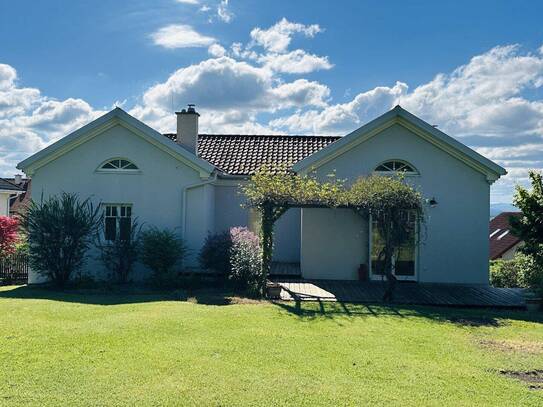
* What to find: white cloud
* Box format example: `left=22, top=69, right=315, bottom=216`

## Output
left=208, top=43, right=226, bottom=57
left=0, top=63, right=103, bottom=175
left=250, top=18, right=322, bottom=53
left=259, top=49, right=333, bottom=74
left=176, top=0, right=199, bottom=4
left=217, top=0, right=234, bottom=23
left=150, top=24, right=215, bottom=49
left=131, top=56, right=331, bottom=133
left=199, top=5, right=211, bottom=12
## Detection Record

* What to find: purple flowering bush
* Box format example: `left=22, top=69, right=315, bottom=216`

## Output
left=229, top=227, right=263, bottom=296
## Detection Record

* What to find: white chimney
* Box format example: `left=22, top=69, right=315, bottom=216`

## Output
left=176, top=104, right=199, bottom=154
left=13, top=174, right=22, bottom=185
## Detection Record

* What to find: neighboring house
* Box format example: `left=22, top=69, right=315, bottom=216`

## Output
left=0, top=177, right=23, bottom=217
left=489, top=212, right=523, bottom=260
left=17, top=105, right=506, bottom=284
left=7, top=177, right=31, bottom=216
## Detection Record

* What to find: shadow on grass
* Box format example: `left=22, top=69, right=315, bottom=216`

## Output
left=272, top=299, right=543, bottom=326
left=2, top=285, right=543, bottom=326
left=0, top=284, right=237, bottom=306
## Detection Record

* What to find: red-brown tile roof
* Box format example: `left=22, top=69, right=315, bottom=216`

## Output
left=164, top=133, right=340, bottom=175
left=489, top=212, right=522, bottom=260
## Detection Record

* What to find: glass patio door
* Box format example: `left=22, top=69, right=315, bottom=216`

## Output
left=370, top=212, right=417, bottom=281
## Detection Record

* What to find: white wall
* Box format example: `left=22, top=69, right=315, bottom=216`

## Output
left=28, top=124, right=212, bottom=281
left=0, top=193, right=10, bottom=216
left=302, top=123, right=490, bottom=284
left=301, top=208, right=367, bottom=279
left=213, top=183, right=301, bottom=263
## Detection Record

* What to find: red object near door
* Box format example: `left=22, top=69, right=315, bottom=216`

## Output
left=358, top=264, right=368, bottom=281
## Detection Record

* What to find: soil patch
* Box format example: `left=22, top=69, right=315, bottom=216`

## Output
left=479, top=338, right=543, bottom=354
left=500, top=369, right=543, bottom=390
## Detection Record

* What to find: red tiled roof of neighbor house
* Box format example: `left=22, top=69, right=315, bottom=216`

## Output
left=489, top=212, right=522, bottom=260
left=164, top=133, right=341, bottom=175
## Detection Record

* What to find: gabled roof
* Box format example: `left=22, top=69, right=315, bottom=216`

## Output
left=292, top=105, right=507, bottom=182
left=165, top=133, right=340, bottom=176
left=489, top=212, right=522, bottom=259
left=0, top=177, right=23, bottom=193
left=17, top=108, right=215, bottom=178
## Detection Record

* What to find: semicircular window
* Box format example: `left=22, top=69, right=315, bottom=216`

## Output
left=99, top=158, right=139, bottom=171
left=374, top=160, right=417, bottom=174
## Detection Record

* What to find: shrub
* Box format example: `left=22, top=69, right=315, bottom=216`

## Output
left=140, top=228, right=187, bottom=286
left=490, top=259, right=524, bottom=288
left=490, top=253, right=542, bottom=294
left=229, top=227, right=262, bottom=297
left=199, top=231, right=232, bottom=275
left=0, top=216, right=19, bottom=258
left=96, top=218, right=141, bottom=283
left=19, top=193, right=101, bottom=287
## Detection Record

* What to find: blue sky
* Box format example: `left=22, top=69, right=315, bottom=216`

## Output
left=1, top=0, right=543, bottom=203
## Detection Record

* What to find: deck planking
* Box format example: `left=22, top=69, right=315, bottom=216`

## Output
left=274, top=279, right=526, bottom=308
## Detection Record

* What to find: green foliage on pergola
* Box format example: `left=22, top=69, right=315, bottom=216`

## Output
left=242, top=165, right=425, bottom=300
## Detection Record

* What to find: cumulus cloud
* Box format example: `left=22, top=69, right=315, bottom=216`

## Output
left=217, top=0, right=234, bottom=23
left=176, top=0, right=199, bottom=4
left=208, top=43, right=226, bottom=57
left=0, top=63, right=103, bottom=175
left=250, top=18, right=322, bottom=53
left=259, top=49, right=333, bottom=74
left=150, top=24, right=215, bottom=49
left=130, top=56, right=330, bottom=132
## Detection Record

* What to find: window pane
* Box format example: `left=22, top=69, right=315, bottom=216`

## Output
left=120, top=206, right=125, bottom=217
left=111, top=206, right=117, bottom=217
left=120, top=160, right=130, bottom=168
left=126, top=206, right=132, bottom=217
left=102, top=162, right=116, bottom=169
left=119, top=218, right=131, bottom=241
left=125, top=163, right=138, bottom=170
left=105, top=217, right=117, bottom=241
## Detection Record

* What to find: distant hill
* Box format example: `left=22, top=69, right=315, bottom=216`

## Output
left=490, top=203, right=518, bottom=219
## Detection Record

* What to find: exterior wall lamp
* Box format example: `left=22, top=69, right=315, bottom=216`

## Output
left=426, top=197, right=438, bottom=207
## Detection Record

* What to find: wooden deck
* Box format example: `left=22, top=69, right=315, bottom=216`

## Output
left=274, top=279, right=526, bottom=308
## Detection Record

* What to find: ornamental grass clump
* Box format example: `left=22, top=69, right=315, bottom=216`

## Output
left=19, top=193, right=102, bottom=287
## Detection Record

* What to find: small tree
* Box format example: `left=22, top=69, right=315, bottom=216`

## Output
left=19, top=193, right=101, bottom=287
left=0, top=216, right=19, bottom=258
left=510, top=170, right=543, bottom=294
left=95, top=218, right=141, bottom=283
left=140, top=228, right=187, bottom=286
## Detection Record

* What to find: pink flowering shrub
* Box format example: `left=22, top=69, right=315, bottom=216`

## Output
left=0, top=216, right=19, bottom=258
left=229, top=227, right=262, bottom=296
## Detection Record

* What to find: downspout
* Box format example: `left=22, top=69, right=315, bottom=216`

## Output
left=181, top=172, right=218, bottom=238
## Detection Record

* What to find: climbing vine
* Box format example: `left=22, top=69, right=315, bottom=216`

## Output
left=242, top=165, right=424, bottom=300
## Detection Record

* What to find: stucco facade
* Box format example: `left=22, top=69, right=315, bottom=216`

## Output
left=18, top=107, right=506, bottom=285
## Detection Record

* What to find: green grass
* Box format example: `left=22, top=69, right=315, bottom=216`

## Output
left=1, top=285, right=543, bottom=406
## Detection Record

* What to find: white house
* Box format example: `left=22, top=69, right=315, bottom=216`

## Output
left=17, top=105, right=506, bottom=284
left=0, top=177, right=23, bottom=217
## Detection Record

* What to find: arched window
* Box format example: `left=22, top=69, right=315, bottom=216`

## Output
left=374, top=160, right=418, bottom=174
left=98, top=158, right=139, bottom=172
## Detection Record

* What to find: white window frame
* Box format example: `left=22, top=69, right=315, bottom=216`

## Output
left=368, top=212, right=419, bottom=282
left=96, top=158, right=141, bottom=174
left=373, top=159, right=419, bottom=176
left=103, top=203, right=133, bottom=241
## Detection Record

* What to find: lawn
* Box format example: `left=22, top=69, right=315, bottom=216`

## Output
left=1, top=285, right=543, bottom=406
